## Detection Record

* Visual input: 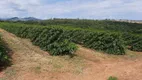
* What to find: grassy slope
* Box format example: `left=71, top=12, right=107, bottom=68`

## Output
left=0, top=28, right=142, bottom=80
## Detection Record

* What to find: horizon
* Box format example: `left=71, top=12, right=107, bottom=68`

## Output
left=0, top=0, right=142, bottom=20
left=1, top=17, right=142, bottom=21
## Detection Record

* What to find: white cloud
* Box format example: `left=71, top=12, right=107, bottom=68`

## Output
left=0, top=0, right=141, bottom=19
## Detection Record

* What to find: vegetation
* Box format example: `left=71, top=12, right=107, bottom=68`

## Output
left=9, top=18, right=142, bottom=34
left=0, top=18, right=141, bottom=55
left=0, top=35, right=10, bottom=67
left=2, top=18, right=141, bottom=52
left=12, top=18, right=141, bottom=52
left=108, top=76, right=118, bottom=80
left=0, top=22, right=125, bottom=55
left=0, top=24, right=77, bottom=56
left=122, top=33, right=142, bottom=51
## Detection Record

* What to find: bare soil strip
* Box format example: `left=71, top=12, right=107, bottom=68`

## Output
left=0, top=29, right=142, bottom=80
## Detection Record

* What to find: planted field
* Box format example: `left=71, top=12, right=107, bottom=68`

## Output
left=17, top=19, right=142, bottom=34
left=0, top=28, right=142, bottom=80
left=0, top=0, right=142, bottom=79
left=0, top=22, right=125, bottom=55
left=0, top=19, right=142, bottom=56
left=122, top=33, right=142, bottom=51
left=0, top=20, right=142, bottom=80
left=8, top=19, right=142, bottom=52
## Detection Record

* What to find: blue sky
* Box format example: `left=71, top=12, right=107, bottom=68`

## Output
left=0, top=0, right=142, bottom=20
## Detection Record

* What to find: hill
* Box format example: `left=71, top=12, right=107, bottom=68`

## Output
left=0, top=17, right=40, bottom=21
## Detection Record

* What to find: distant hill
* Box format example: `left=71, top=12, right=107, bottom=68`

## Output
left=111, top=19, right=142, bottom=24
left=0, top=17, right=41, bottom=21
left=23, top=17, right=41, bottom=21
left=0, top=17, right=142, bottom=23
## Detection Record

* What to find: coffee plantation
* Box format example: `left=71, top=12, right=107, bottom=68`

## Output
left=0, top=22, right=126, bottom=55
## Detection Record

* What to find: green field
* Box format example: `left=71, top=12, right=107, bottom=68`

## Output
left=0, top=19, right=142, bottom=56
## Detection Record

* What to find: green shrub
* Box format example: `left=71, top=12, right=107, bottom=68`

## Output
left=131, top=40, right=142, bottom=51
left=108, top=76, right=118, bottom=80
left=122, top=33, right=142, bottom=52
left=0, top=36, right=10, bottom=67
left=48, top=39, right=78, bottom=55
left=64, top=29, right=125, bottom=55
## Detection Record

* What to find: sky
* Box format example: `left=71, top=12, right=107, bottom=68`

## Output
left=0, top=0, right=142, bottom=20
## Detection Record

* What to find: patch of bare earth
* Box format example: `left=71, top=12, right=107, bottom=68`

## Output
left=0, top=28, right=142, bottom=80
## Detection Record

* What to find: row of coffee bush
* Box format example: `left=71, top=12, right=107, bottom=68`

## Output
left=122, top=33, right=142, bottom=52
left=0, top=22, right=125, bottom=55
left=0, top=36, right=10, bottom=67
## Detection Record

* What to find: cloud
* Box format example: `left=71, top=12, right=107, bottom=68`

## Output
left=0, top=0, right=141, bottom=20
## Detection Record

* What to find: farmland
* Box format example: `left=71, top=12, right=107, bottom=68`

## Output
left=1, top=19, right=142, bottom=53
left=0, top=19, right=142, bottom=80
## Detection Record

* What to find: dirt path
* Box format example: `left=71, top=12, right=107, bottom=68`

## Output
left=0, top=29, right=142, bottom=80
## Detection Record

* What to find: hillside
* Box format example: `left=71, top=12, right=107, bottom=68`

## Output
left=0, top=29, right=142, bottom=80
left=0, top=19, right=142, bottom=80
left=10, top=18, right=142, bottom=34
